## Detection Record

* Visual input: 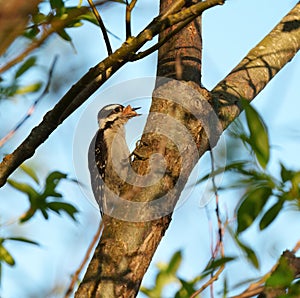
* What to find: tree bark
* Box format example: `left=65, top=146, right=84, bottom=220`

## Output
left=157, top=0, right=203, bottom=84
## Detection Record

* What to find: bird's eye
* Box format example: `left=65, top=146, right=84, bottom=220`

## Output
left=114, top=106, right=122, bottom=113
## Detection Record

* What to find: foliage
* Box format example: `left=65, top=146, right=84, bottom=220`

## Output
left=0, top=57, right=42, bottom=100
left=0, top=164, right=78, bottom=284
left=199, top=101, right=300, bottom=234
left=0, top=237, right=39, bottom=283
left=241, top=99, right=270, bottom=169
left=25, top=0, right=101, bottom=42
left=140, top=251, right=235, bottom=298
left=265, top=253, right=300, bottom=298
left=7, top=168, right=78, bottom=222
left=192, top=102, right=300, bottom=294
left=0, top=0, right=108, bottom=100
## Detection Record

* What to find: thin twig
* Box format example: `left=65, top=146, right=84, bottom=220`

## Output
left=87, top=0, right=112, bottom=55
left=292, top=240, right=300, bottom=253
left=194, top=147, right=225, bottom=298
left=210, top=148, right=224, bottom=256
left=208, top=148, right=224, bottom=298
left=94, top=0, right=123, bottom=6
left=64, top=220, right=104, bottom=298
left=190, top=266, right=225, bottom=298
left=125, top=0, right=138, bottom=39
left=129, top=15, right=194, bottom=61
left=0, top=56, right=58, bottom=147
left=230, top=286, right=264, bottom=298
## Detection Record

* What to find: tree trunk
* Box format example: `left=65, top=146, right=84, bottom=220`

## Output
left=75, top=0, right=209, bottom=296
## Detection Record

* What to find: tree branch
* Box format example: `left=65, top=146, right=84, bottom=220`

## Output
left=129, top=15, right=194, bottom=61
left=87, top=0, right=112, bottom=55
left=125, top=0, right=138, bottom=39
left=191, top=266, right=225, bottom=298
left=211, top=2, right=300, bottom=128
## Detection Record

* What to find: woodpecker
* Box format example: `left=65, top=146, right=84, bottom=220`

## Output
left=88, top=104, right=140, bottom=215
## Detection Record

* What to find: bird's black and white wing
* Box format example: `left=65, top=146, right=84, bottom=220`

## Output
left=88, top=130, right=107, bottom=214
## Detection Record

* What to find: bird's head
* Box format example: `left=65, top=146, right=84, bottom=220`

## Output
left=97, top=104, right=141, bottom=130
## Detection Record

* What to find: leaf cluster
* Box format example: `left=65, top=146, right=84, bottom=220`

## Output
left=265, top=251, right=300, bottom=298
left=0, top=57, right=42, bottom=100
left=198, top=102, right=300, bottom=268
left=7, top=166, right=78, bottom=222
left=141, top=251, right=235, bottom=298
left=24, top=0, right=103, bottom=42
left=0, top=165, right=78, bottom=284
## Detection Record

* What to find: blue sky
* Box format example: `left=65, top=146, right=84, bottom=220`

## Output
left=1, top=0, right=300, bottom=297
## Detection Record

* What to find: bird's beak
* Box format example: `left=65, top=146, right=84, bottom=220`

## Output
left=123, top=105, right=141, bottom=118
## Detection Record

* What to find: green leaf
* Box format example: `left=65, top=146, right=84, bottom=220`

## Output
left=67, top=20, right=83, bottom=28
left=242, top=99, right=270, bottom=169
left=197, top=160, right=249, bottom=184
left=5, top=237, right=39, bottom=246
left=202, top=256, right=235, bottom=277
left=23, top=26, right=40, bottom=39
left=259, top=199, right=284, bottom=230
left=15, top=57, right=36, bottom=79
left=229, top=229, right=259, bottom=268
left=266, top=256, right=294, bottom=287
left=57, top=29, right=72, bottom=41
left=291, top=171, right=300, bottom=190
left=8, top=169, right=77, bottom=223
left=166, top=250, right=182, bottom=274
left=47, top=201, right=78, bottom=220
left=76, top=10, right=98, bottom=26
left=50, top=0, right=65, bottom=11
left=239, top=242, right=259, bottom=269
left=32, top=12, right=47, bottom=24
left=44, top=171, right=67, bottom=197
left=0, top=243, right=15, bottom=266
left=20, top=207, right=37, bottom=223
left=20, top=164, right=39, bottom=184
left=280, top=163, right=294, bottom=182
left=41, top=209, right=50, bottom=220
left=46, top=171, right=67, bottom=183
left=175, top=279, right=196, bottom=297
left=7, top=179, right=38, bottom=199
left=15, top=82, right=42, bottom=94
left=237, top=186, right=272, bottom=233
left=141, top=251, right=182, bottom=298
